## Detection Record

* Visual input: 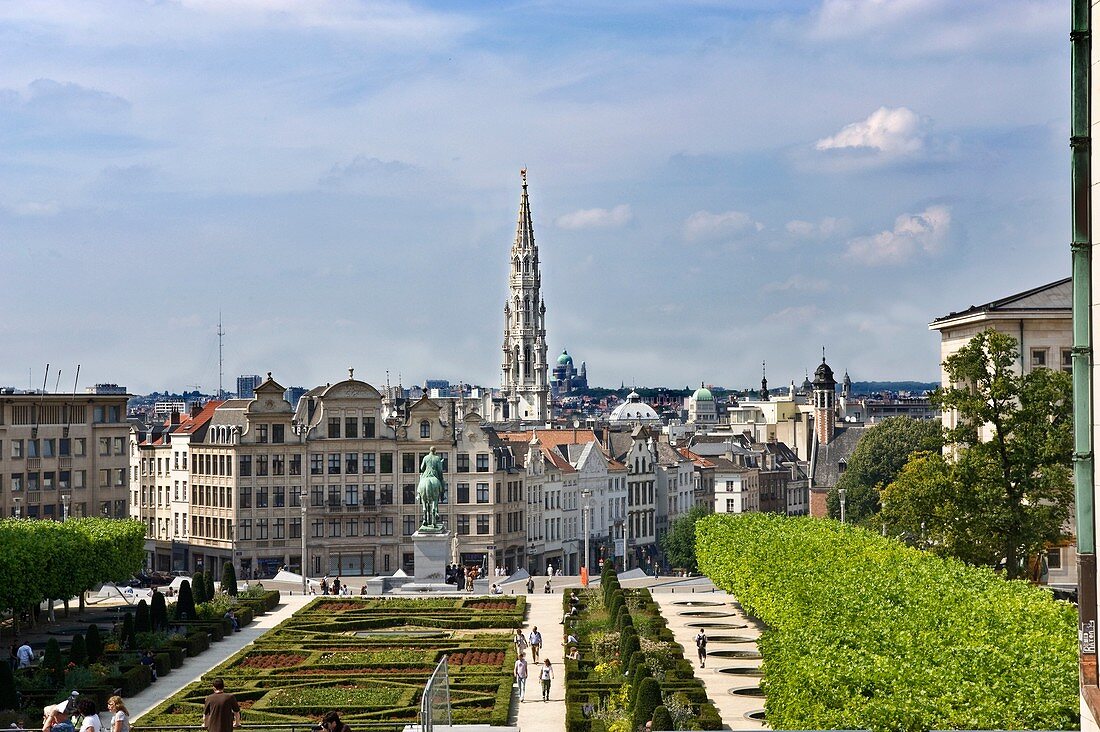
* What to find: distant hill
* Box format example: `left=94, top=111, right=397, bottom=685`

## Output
left=851, top=381, right=939, bottom=394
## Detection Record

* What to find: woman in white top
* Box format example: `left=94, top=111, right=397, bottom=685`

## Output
left=107, top=696, right=129, bottom=732
left=77, top=700, right=101, bottom=732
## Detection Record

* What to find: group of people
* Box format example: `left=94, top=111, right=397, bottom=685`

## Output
left=42, top=691, right=129, bottom=732
left=445, top=564, right=484, bottom=592
left=10, top=640, right=34, bottom=669
left=318, top=576, right=352, bottom=596
left=512, top=627, right=554, bottom=702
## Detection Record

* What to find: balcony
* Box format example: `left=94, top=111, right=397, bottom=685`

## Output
left=59, top=457, right=72, bottom=470
left=27, top=458, right=41, bottom=470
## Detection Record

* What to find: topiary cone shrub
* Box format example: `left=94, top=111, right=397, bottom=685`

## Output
left=633, top=677, right=661, bottom=731
left=174, top=580, right=196, bottom=621
left=135, top=599, right=151, bottom=633
left=151, top=591, right=168, bottom=630
left=85, top=624, right=102, bottom=663
left=0, top=660, right=16, bottom=709
left=651, top=705, right=673, bottom=732
left=222, top=562, right=238, bottom=597
left=192, top=573, right=207, bottom=604
left=68, top=633, right=87, bottom=667
left=205, top=571, right=215, bottom=601
left=121, top=613, right=135, bottom=650
left=43, top=638, right=63, bottom=684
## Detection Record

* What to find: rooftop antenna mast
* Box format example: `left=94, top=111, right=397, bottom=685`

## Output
left=217, top=313, right=225, bottom=400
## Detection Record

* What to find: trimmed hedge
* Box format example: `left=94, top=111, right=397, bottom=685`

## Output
left=697, top=513, right=1078, bottom=732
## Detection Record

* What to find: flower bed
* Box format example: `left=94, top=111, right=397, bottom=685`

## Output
left=237, top=652, right=306, bottom=669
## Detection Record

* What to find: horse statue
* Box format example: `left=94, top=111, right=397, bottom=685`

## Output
left=416, top=446, right=446, bottom=532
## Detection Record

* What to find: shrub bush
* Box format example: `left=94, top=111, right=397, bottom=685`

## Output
left=174, top=580, right=196, bottom=621
left=151, top=590, right=168, bottom=630
left=222, top=562, right=238, bottom=597
left=192, top=572, right=207, bottom=604
left=43, top=638, right=63, bottom=684
left=650, top=705, right=673, bottom=732
left=632, top=677, right=661, bottom=732
left=135, top=599, right=151, bottom=633
left=204, top=571, right=215, bottom=601
left=85, top=624, right=103, bottom=663
left=68, top=633, right=87, bottom=666
left=696, top=513, right=1078, bottom=732
left=0, top=660, right=16, bottom=709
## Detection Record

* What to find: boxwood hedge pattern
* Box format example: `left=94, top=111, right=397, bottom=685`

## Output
left=139, top=596, right=523, bottom=729
left=696, top=513, right=1079, bottom=732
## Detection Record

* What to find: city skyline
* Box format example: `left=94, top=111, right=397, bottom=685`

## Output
left=0, top=1, right=1069, bottom=393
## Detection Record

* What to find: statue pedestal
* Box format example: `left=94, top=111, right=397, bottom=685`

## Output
left=400, top=530, right=454, bottom=593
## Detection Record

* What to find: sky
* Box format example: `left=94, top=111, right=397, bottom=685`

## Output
left=0, top=0, right=1071, bottom=394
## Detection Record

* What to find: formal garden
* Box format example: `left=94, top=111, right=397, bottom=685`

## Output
left=564, top=567, right=722, bottom=732
left=0, top=517, right=283, bottom=728
left=139, top=596, right=526, bottom=729
left=696, top=512, right=1079, bottom=732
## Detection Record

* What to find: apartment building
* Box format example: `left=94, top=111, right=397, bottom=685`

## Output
left=0, top=390, right=130, bottom=521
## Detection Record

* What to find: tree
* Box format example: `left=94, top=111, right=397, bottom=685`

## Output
left=651, top=705, right=673, bottom=732
left=222, top=562, right=238, bottom=597
left=205, top=570, right=216, bottom=601
left=135, top=599, right=151, bottom=633
left=174, top=580, right=196, bottom=621
left=120, top=613, right=135, bottom=650
left=151, top=591, right=168, bottom=630
left=826, top=416, right=943, bottom=523
left=85, top=624, right=102, bottom=663
left=68, top=633, right=87, bottom=666
left=192, top=572, right=207, bottom=604
left=884, top=329, right=1073, bottom=579
left=633, top=677, right=662, bottom=731
left=661, top=504, right=708, bottom=573
left=43, top=638, right=63, bottom=684
left=0, top=658, right=17, bottom=710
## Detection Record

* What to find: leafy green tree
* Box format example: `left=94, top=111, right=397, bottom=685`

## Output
left=825, top=416, right=943, bottom=523
left=151, top=591, right=168, bottom=630
left=85, top=624, right=102, bottom=663
left=660, top=504, right=708, bottom=573
left=192, top=572, right=207, bottom=604
left=651, top=705, right=673, bottom=732
left=222, top=562, right=238, bottom=597
left=205, top=570, right=216, bottom=601
left=174, top=580, right=196, bottom=621
left=886, top=329, right=1073, bottom=579
left=0, top=658, right=17, bottom=709
left=68, top=633, right=87, bottom=666
left=121, top=613, right=135, bottom=650
left=43, top=638, right=63, bottom=684
left=135, top=599, right=151, bottom=633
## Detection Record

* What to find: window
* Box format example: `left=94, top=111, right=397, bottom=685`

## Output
left=328, top=485, right=341, bottom=508
left=98, top=437, right=109, bottom=456
left=240, top=456, right=252, bottom=477
left=476, top=454, right=490, bottom=472
left=364, top=518, right=376, bottom=536
left=364, top=417, right=376, bottom=438
left=381, top=517, right=394, bottom=536
left=11, top=474, right=22, bottom=492
left=346, top=453, right=358, bottom=474
left=239, top=487, right=252, bottom=508
left=364, top=485, right=376, bottom=507
left=328, top=518, right=341, bottom=537
left=363, top=453, right=376, bottom=473
left=42, top=439, right=55, bottom=458
left=328, top=453, right=341, bottom=474
left=381, top=485, right=394, bottom=505
left=345, top=417, right=358, bottom=438
left=238, top=519, right=252, bottom=540
left=1031, top=348, right=1048, bottom=368
left=476, top=515, right=490, bottom=534
left=403, top=484, right=416, bottom=504
left=345, top=484, right=359, bottom=506
left=59, top=438, right=70, bottom=457
left=456, top=453, right=470, bottom=473
left=403, top=514, right=416, bottom=535
left=476, top=483, right=489, bottom=503
left=457, top=514, right=470, bottom=535
left=257, top=518, right=269, bottom=539
left=380, top=452, right=394, bottom=474
left=402, top=453, right=416, bottom=473
left=256, top=455, right=269, bottom=476
left=1048, top=548, right=1063, bottom=569
left=328, top=417, right=341, bottom=438
left=274, top=518, right=285, bottom=539
left=311, top=485, right=324, bottom=507
left=274, top=485, right=285, bottom=507
left=311, top=519, right=324, bottom=538
left=420, top=420, right=431, bottom=438
left=256, top=424, right=268, bottom=443
left=291, top=489, right=302, bottom=507
left=74, top=439, right=85, bottom=457
left=272, top=424, right=285, bottom=443
left=345, top=518, right=358, bottom=536
left=256, top=487, right=269, bottom=508
left=310, top=454, right=323, bottom=475
left=290, top=517, right=302, bottom=539
left=290, top=454, right=302, bottom=476
left=1063, top=348, right=1074, bottom=373
left=273, top=454, right=285, bottom=476
left=457, top=483, right=470, bottom=504
left=113, top=437, right=125, bottom=455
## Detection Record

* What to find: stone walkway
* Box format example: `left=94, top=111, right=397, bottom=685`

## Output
left=651, top=588, right=766, bottom=730
left=512, top=586, right=569, bottom=731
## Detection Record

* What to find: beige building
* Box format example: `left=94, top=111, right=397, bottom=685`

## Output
left=0, top=390, right=130, bottom=521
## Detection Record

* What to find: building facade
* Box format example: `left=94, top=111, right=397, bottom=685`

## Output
left=0, top=390, right=130, bottom=521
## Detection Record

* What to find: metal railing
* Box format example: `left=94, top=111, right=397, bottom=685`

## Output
left=419, top=656, right=451, bottom=732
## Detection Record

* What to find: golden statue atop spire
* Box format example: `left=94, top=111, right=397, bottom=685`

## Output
left=520, top=167, right=527, bottom=186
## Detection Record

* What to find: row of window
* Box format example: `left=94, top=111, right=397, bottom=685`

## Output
left=327, top=417, right=377, bottom=439
left=5, top=469, right=124, bottom=491
left=7, top=438, right=90, bottom=459
left=211, top=512, right=509, bottom=542
left=1030, top=347, right=1074, bottom=372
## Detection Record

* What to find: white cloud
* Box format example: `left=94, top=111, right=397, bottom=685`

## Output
left=845, top=205, right=951, bottom=265
left=763, top=275, right=830, bottom=293
left=683, top=210, right=763, bottom=242
left=9, top=201, right=60, bottom=217
left=555, top=204, right=633, bottom=230
left=816, top=107, right=927, bottom=156
left=785, top=217, right=845, bottom=239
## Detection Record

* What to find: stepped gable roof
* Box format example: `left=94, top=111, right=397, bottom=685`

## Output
left=930, top=277, right=1071, bottom=328
left=810, top=425, right=866, bottom=489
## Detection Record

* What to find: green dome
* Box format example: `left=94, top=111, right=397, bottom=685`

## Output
left=557, top=349, right=573, bottom=366
left=693, top=385, right=714, bottom=401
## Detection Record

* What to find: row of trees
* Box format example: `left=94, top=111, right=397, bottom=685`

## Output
left=0, top=518, right=147, bottom=631
left=829, top=329, right=1073, bottom=579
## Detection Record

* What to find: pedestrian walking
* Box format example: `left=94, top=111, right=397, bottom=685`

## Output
left=514, top=629, right=528, bottom=657
left=695, top=629, right=707, bottom=668
left=202, top=678, right=241, bottom=732
left=526, top=576, right=534, bottom=594
left=528, top=627, right=543, bottom=662
left=513, top=653, right=528, bottom=701
left=539, top=659, right=553, bottom=701
left=16, top=640, right=33, bottom=669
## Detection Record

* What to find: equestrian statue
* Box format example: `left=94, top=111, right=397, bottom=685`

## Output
left=416, top=446, right=447, bottom=533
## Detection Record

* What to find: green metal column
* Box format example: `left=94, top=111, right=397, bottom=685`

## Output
left=1071, top=0, right=1097, bottom=686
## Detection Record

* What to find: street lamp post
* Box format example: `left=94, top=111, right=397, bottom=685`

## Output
left=838, top=488, right=847, bottom=524
left=300, top=488, right=309, bottom=595
left=580, top=489, right=591, bottom=580
left=13, top=496, right=22, bottom=519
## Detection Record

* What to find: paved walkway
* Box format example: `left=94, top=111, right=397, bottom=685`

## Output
left=128, top=594, right=312, bottom=724
left=512, top=586, right=568, bottom=731
left=651, top=588, right=766, bottom=730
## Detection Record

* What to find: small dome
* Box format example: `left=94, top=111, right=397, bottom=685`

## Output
left=813, top=358, right=836, bottom=387
left=557, top=349, right=573, bottom=366
left=692, top=383, right=714, bottom=401
left=609, top=392, right=659, bottom=423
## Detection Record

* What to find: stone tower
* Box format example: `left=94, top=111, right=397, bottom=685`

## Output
left=499, top=170, right=549, bottom=422
left=813, top=352, right=837, bottom=445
